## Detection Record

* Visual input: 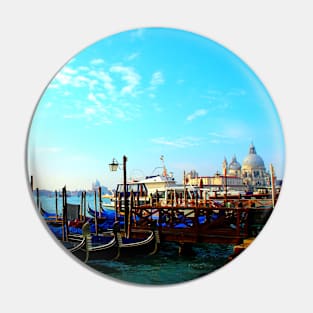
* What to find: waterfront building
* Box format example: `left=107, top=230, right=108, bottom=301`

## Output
left=185, top=143, right=271, bottom=191
left=241, top=143, right=268, bottom=187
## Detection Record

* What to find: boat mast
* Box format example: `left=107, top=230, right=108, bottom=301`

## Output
left=160, top=155, right=169, bottom=186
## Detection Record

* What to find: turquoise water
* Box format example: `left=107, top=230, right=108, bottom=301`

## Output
left=33, top=192, right=234, bottom=285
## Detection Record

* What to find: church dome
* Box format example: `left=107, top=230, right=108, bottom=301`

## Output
left=229, top=155, right=241, bottom=170
left=242, top=143, right=265, bottom=169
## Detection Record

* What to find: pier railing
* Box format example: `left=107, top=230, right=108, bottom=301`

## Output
left=115, top=192, right=273, bottom=244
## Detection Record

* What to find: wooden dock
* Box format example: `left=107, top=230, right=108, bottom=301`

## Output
left=118, top=193, right=273, bottom=246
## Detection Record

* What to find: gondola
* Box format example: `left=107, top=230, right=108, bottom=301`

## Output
left=87, top=205, right=107, bottom=219
left=66, top=221, right=160, bottom=262
left=114, top=222, right=160, bottom=259
left=40, top=206, right=60, bottom=218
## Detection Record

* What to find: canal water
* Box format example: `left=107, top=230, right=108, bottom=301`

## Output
left=33, top=192, right=235, bottom=285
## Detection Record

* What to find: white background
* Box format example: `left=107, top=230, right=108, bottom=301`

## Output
left=1, top=1, right=312, bottom=312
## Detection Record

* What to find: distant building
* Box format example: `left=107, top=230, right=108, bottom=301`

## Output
left=184, top=143, right=273, bottom=191
left=92, top=179, right=101, bottom=191
left=241, top=143, right=269, bottom=187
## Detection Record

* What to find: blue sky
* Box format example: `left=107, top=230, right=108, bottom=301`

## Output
left=27, top=27, right=285, bottom=190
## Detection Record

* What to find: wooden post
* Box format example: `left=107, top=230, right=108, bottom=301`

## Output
left=115, top=190, right=118, bottom=221
left=36, top=188, right=40, bottom=210
left=55, top=190, right=58, bottom=221
left=117, top=192, right=121, bottom=220
left=156, top=190, right=159, bottom=207
left=94, top=190, right=98, bottom=235
left=136, top=191, right=140, bottom=207
left=62, top=186, right=69, bottom=241
left=98, top=186, right=102, bottom=217
left=83, top=191, right=87, bottom=221
left=270, top=164, right=276, bottom=208
left=30, top=175, right=33, bottom=192
left=183, top=170, right=187, bottom=206
left=123, top=155, right=129, bottom=238
left=158, top=207, right=163, bottom=230
left=80, top=191, right=83, bottom=221
left=129, top=191, right=134, bottom=238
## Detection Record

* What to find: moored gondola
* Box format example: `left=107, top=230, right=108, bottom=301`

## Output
left=66, top=221, right=160, bottom=262
left=114, top=221, right=160, bottom=259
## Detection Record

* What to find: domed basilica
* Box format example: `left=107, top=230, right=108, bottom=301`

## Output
left=222, top=143, right=269, bottom=188
left=185, top=143, right=271, bottom=191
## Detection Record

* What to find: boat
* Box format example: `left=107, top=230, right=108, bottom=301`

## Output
left=66, top=221, right=160, bottom=262
left=87, top=205, right=107, bottom=218
left=40, top=206, right=60, bottom=218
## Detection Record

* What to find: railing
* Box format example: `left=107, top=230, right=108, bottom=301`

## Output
left=113, top=191, right=274, bottom=243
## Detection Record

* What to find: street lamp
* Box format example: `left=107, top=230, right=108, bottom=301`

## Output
left=108, top=155, right=130, bottom=237
left=108, top=158, right=119, bottom=172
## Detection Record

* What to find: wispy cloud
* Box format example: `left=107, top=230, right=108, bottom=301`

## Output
left=46, top=60, right=144, bottom=125
left=208, top=132, right=230, bottom=139
left=84, top=107, right=96, bottom=115
left=201, top=88, right=246, bottom=110
left=151, top=136, right=202, bottom=148
left=186, top=109, right=208, bottom=121
left=110, top=65, right=141, bottom=96
left=89, top=70, right=115, bottom=95
left=150, top=71, right=164, bottom=87
left=127, top=52, right=140, bottom=61
left=90, top=58, right=105, bottom=65
left=226, top=88, right=246, bottom=96
left=208, top=127, right=248, bottom=144
left=62, top=67, right=77, bottom=75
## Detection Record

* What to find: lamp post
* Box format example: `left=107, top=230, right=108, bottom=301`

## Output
left=109, top=155, right=129, bottom=237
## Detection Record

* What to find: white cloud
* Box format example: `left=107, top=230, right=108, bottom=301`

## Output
left=150, top=71, right=164, bottom=87
left=89, top=70, right=115, bottom=94
left=208, top=132, right=229, bottom=138
left=72, top=75, right=90, bottom=87
left=186, top=109, right=208, bottom=121
left=78, top=66, right=90, bottom=71
left=127, top=52, right=140, bottom=61
left=207, top=127, right=248, bottom=143
left=84, top=107, right=96, bottom=115
left=90, top=58, right=105, bottom=65
left=110, top=65, right=141, bottom=96
left=151, top=136, right=201, bottom=148
left=62, top=67, right=77, bottom=75
left=55, top=73, right=72, bottom=85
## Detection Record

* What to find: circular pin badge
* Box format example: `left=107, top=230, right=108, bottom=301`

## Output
left=26, top=27, right=285, bottom=285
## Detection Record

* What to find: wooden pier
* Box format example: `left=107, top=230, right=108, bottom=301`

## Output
left=117, top=192, right=274, bottom=246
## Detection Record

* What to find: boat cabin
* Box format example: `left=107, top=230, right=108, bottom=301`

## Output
left=116, top=182, right=148, bottom=197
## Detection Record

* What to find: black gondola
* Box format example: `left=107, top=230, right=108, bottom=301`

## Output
left=66, top=221, right=160, bottom=263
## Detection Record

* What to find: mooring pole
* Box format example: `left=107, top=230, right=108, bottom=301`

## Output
left=123, top=155, right=129, bottom=238
left=36, top=188, right=40, bottom=211
left=80, top=191, right=83, bottom=221
left=98, top=186, right=102, bottom=218
left=30, top=175, right=33, bottom=192
left=94, top=190, right=98, bottom=235
left=63, top=186, right=69, bottom=241
left=55, top=190, right=58, bottom=220
left=270, top=164, right=276, bottom=208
